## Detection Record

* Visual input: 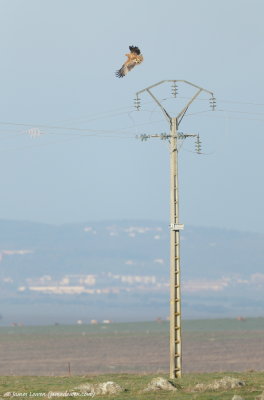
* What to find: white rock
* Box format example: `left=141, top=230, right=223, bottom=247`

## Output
left=194, top=376, right=245, bottom=391
left=143, top=377, right=178, bottom=392
left=74, top=381, right=124, bottom=395
left=255, top=391, right=264, bottom=400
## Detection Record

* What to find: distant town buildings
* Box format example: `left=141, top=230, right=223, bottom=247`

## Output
left=0, top=249, right=33, bottom=263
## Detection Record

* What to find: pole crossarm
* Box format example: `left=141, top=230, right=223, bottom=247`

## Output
left=146, top=89, right=171, bottom=123
left=136, top=80, right=215, bottom=125
left=137, top=133, right=198, bottom=141
left=177, top=88, right=203, bottom=124
left=136, top=79, right=214, bottom=97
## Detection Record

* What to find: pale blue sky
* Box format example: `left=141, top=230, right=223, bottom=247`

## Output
left=0, top=0, right=264, bottom=233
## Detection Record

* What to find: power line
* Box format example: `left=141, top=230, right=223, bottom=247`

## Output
left=176, top=95, right=264, bottom=108
left=217, top=109, right=264, bottom=116
left=1, top=94, right=264, bottom=147
left=186, top=110, right=264, bottom=124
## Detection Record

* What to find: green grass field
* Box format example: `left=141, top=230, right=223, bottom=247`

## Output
left=1, top=319, right=263, bottom=398
left=0, top=372, right=263, bottom=399
left=2, top=317, right=264, bottom=334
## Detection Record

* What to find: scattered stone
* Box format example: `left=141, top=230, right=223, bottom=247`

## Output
left=143, top=377, right=178, bottom=392
left=3, top=393, right=12, bottom=398
left=193, top=376, right=245, bottom=392
left=232, top=395, right=245, bottom=400
left=73, top=381, right=124, bottom=396
left=255, top=391, right=264, bottom=400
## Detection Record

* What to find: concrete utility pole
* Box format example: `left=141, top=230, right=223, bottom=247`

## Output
left=135, top=80, right=215, bottom=379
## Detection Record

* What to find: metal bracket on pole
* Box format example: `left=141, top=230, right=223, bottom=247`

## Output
left=170, top=224, right=184, bottom=231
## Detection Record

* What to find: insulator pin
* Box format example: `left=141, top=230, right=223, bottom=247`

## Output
left=209, top=96, right=216, bottom=111
left=140, top=134, right=148, bottom=141
left=27, top=128, right=42, bottom=138
left=195, top=134, right=202, bottom=154
left=134, top=95, right=141, bottom=111
left=171, top=81, right=178, bottom=98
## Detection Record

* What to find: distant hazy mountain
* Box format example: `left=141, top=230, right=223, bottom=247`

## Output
left=0, top=219, right=263, bottom=325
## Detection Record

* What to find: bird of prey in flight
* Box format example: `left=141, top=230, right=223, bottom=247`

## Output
left=115, top=46, right=143, bottom=78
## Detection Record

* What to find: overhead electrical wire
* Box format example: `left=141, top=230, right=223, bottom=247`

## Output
left=0, top=94, right=264, bottom=154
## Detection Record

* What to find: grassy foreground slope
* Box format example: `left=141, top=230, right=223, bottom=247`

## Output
left=0, top=372, right=263, bottom=400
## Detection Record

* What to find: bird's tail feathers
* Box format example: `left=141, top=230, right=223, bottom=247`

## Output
left=115, top=68, right=125, bottom=78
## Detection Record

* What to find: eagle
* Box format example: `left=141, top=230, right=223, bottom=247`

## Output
left=115, top=46, right=143, bottom=78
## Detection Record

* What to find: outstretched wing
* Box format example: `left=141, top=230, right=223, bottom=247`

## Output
left=115, top=60, right=137, bottom=78
left=129, top=45, right=141, bottom=55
